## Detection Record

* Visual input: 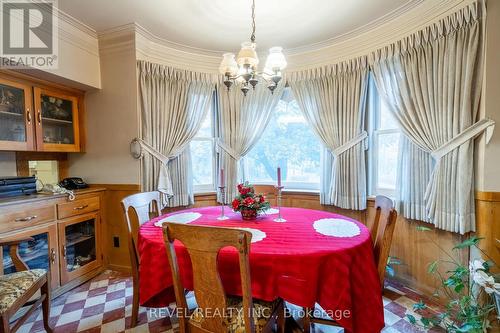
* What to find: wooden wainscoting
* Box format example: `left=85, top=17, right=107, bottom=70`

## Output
left=475, top=191, right=500, bottom=272
left=90, top=184, right=141, bottom=273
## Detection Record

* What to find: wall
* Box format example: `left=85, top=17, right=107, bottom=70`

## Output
left=472, top=0, right=500, bottom=271
left=67, top=30, right=140, bottom=184
left=0, top=152, right=17, bottom=177
left=477, top=0, right=500, bottom=191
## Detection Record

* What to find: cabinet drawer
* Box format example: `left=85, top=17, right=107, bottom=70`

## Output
left=57, top=196, right=99, bottom=219
left=0, top=202, right=56, bottom=233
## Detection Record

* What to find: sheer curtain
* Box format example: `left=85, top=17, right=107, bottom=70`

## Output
left=370, top=1, right=493, bottom=233
left=138, top=61, right=216, bottom=207
left=216, top=81, right=284, bottom=202
left=289, top=57, right=369, bottom=210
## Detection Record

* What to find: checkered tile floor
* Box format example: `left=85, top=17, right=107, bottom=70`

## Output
left=14, top=270, right=444, bottom=333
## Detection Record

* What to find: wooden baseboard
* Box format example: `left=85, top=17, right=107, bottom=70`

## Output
left=107, top=264, right=132, bottom=274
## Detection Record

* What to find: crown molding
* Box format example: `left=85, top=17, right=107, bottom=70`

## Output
left=285, top=0, right=477, bottom=72
left=55, top=7, right=99, bottom=57
left=72, top=0, right=477, bottom=73
left=107, top=0, right=474, bottom=73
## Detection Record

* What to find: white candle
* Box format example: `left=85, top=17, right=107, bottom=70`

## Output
left=220, top=168, right=224, bottom=187
left=277, top=167, right=281, bottom=187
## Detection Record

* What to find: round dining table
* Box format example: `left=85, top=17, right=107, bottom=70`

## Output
left=138, top=206, right=384, bottom=333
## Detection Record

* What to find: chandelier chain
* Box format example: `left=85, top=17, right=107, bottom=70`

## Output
left=250, top=0, right=256, bottom=43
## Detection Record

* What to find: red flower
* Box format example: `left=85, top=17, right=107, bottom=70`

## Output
left=237, top=184, right=243, bottom=192
left=232, top=199, right=240, bottom=210
left=259, top=195, right=266, bottom=203
left=240, top=187, right=251, bottom=195
left=243, top=197, right=255, bottom=206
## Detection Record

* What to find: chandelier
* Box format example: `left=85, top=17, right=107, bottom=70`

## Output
left=219, top=0, right=287, bottom=96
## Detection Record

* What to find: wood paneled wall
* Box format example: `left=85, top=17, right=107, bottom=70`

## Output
left=475, top=192, right=500, bottom=272
left=98, top=187, right=499, bottom=301
left=91, top=184, right=141, bottom=272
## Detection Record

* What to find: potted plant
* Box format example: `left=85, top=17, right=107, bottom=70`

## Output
left=408, top=227, right=500, bottom=332
left=231, top=182, right=270, bottom=220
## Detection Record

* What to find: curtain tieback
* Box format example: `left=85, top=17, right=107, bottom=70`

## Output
left=331, top=131, right=368, bottom=158
left=131, top=138, right=180, bottom=198
left=430, top=118, right=495, bottom=161
left=216, top=139, right=241, bottom=161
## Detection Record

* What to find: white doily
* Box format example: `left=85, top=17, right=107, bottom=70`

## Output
left=154, top=212, right=202, bottom=227
left=234, top=228, right=266, bottom=243
left=264, top=208, right=279, bottom=215
left=313, top=218, right=360, bottom=238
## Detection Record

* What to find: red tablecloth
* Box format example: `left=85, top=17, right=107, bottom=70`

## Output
left=138, top=206, right=384, bottom=333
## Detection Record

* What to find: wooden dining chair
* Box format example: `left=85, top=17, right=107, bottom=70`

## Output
left=163, top=223, right=285, bottom=333
left=253, top=185, right=277, bottom=206
left=302, top=195, right=398, bottom=333
left=121, top=191, right=161, bottom=327
left=370, top=195, right=398, bottom=286
left=0, top=237, right=52, bottom=333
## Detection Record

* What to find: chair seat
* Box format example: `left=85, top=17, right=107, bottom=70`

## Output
left=0, top=269, right=46, bottom=314
left=190, top=297, right=280, bottom=333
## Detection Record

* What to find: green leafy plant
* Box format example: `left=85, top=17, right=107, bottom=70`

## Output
left=407, top=226, right=499, bottom=332
left=386, top=256, right=403, bottom=277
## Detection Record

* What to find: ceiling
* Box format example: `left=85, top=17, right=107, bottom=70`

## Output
left=59, top=0, right=414, bottom=53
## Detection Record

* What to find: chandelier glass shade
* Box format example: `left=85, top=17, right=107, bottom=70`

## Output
left=219, top=0, right=287, bottom=96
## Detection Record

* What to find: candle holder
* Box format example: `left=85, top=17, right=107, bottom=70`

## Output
left=273, top=185, right=286, bottom=222
left=217, top=186, right=229, bottom=220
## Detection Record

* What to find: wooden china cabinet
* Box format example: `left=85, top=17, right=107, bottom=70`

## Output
left=0, top=72, right=84, bottom=152
left=0, top=189, right=105, bottom=297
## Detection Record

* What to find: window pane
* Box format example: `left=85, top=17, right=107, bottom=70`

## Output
left=245, top=98, right=320, bottom=187
left=379, top=100, right=399, bottom=130
left=195, top=110, right=211, bottom=138
left=191, top=140, right=213, bottom=186
left=376, top=132, right=400, bottom=190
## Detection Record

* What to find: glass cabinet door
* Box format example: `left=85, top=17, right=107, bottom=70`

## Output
left=0, top=78, right=34, bottom=150
left=34, top=87, right=80, bottom=152
left=1, top=224, right=59, bottom=289
left=59, top=213, right=101, bottom=284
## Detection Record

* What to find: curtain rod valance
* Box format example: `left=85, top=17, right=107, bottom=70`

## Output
left=369, top=0, right=483, bottom=63
left=137, top=60, right=221, bottom=84
left=286, top=56, right=368, bottom=82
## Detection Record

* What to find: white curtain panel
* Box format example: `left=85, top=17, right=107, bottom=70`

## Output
left=138, top=61, right=217, bottom=207
left=370, top=1, right=492, bottom=233
left=216, top=81, right=284, bottom=202
left=289, top=57, right=369, bottom=210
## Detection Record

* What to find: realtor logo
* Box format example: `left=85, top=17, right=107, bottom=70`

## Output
left=0, top=0, right=58, bottom=69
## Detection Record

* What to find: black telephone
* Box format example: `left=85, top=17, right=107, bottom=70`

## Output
left=59, top=177, right=88, bottom=190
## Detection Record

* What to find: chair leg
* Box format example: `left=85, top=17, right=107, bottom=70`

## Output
left=131, top=279, right=140, bottom=328
left=277, top=301, right=285, bottom=333
left=0, top=315, right=10, bottom=333
left=303, top=307, right=311, bottom=333
left=41, top=276, right=53, bottom=333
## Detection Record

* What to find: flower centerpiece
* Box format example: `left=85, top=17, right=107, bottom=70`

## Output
left=231, top=182, right=270, bottom=220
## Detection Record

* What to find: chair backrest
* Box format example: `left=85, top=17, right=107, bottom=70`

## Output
left=121, top=191, right=161, bottom=275
left=163, top=223, right=255, bottom=333
left=252, top=185, right=277, bottom=206
left=370, top=195, right=398, bottom=286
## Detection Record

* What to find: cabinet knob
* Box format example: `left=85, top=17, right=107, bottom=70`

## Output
left=14, top=215, right=37, bottom=222
left=37, top=110, right=41, bottom=124
left=26, top=108, right=31, bottom=123
left=62, top=245, right=66, bottom=258
left=73, top=204, right=89, bottom=210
